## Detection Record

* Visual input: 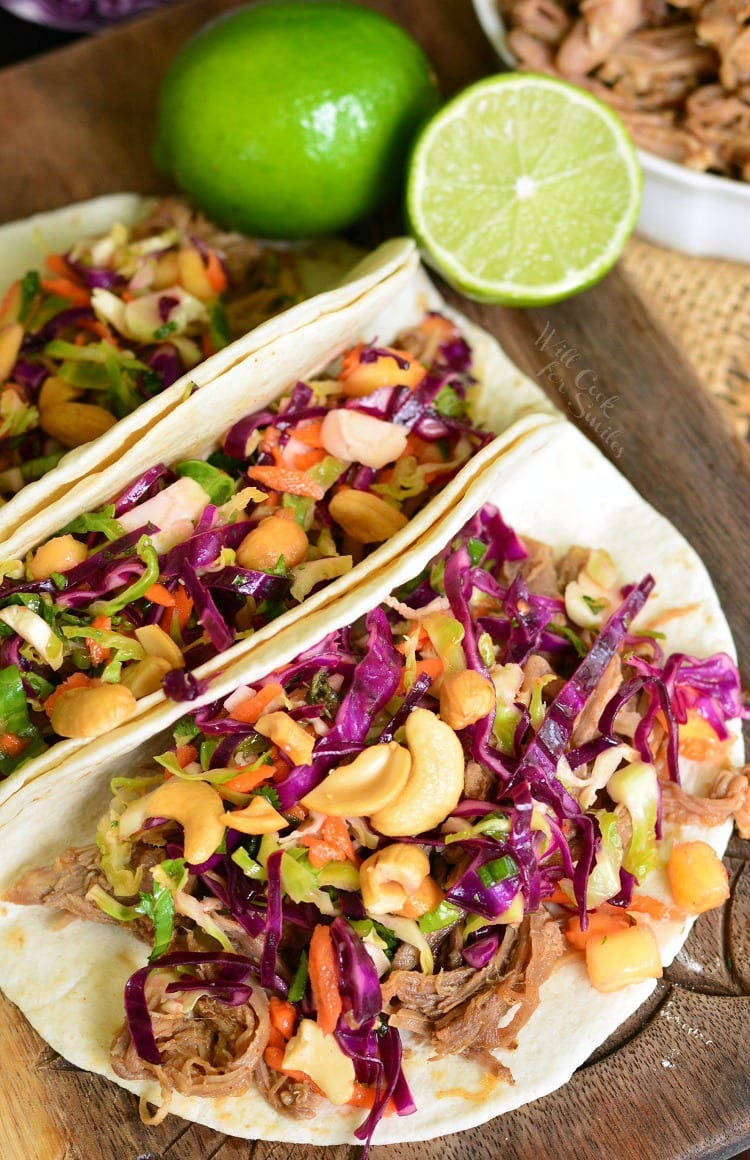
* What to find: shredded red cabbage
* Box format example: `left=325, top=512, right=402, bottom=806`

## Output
left=330, top=918, right=382, bottom=1024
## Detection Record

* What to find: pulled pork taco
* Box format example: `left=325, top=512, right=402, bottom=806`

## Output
left=0, top=191, right=366, bottom=534
left=0, top=255, right=556, bottom=800
left=0, top=421, right=745, bottom=1150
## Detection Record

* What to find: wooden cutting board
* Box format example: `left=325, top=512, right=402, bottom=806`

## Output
left=0, top=2, right=748, bottom=1157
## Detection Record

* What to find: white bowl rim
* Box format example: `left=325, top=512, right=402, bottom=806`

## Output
left=636, top=149, right=750, bottom=201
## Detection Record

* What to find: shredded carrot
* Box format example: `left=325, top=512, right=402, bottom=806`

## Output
left=626, top=894, right=684, bottom=923
left=200, top=331, right=215, bottom=359
left=43, top=672, right=99, bottom=716
left=292, top=421, right=325, bottom=449
left=86, top=614, right=112, bottom=666
left=308, top=924, right=342, bottom=1035
left=44, top=253, right=75, bottom=278
left=545, top=885, right=575, bottom=907
left=347, top=1083, right=397, bottom=1115
left=338, top=342, right=365, bottom=380
left=269, top=996, right=297, bottom=1040
left=260, top=426, right=283, bottom=459
left=221, top=763, right=274, bottom=794
left=0, top=733, right=26, bottom=758
left=395, top=626, right=430, bottom=656
left=294, top=447, right=327, bottom=472
left=300, top=816, right=358, bottom=869
left=262, top=1043, right=310, bottom=1081
left=120, top=290, right=136, bottom=304
left=404, top=432, right=447, bottom=464
left=0, top=280, right=21, bottom=323
left=77, top=317, right=118, bottom=344
left=565, top=910, right=632, bottom=952
left=246, top=465, right=325, bottom=500
left=174, top=743, right=198, bottom=769
left=229, top=682, right=285, bottom=725
left=144, top=583, right=176, bottom=608
left=40, top=276, right=90, bottom=307
left=398, top=657, right=443, bottom=694
left=203, top=248, right=228, bottom=294
left=267, top=1025, right=285, bottom=1050
left=271, top=755, right=292, bottom=783
left=172, top=586, right=193, bottom=632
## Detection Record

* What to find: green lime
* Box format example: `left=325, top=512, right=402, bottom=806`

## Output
left=406, top=73, right=642, bottom=306
left=155, top=1, right=439, bottom=239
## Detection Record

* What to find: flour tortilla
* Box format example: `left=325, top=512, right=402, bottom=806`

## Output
left=0, top=227, right=558, bottom=801
left=0, top=419, right=741, bottom=1145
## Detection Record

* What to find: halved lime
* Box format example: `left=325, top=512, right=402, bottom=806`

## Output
left=406, top=73, right=642, bottom=305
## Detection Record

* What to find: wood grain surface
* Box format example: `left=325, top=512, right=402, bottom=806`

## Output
left=0, top=1, right=748, bottom=1157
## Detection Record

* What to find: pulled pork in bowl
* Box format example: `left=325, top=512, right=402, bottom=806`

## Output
left=473, top=0, right=750, bottom=259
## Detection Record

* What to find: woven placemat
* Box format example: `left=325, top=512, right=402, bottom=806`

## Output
left=622, top=237, right=750, bottom=437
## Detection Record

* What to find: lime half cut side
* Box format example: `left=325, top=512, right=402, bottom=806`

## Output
left=406, top=73, right=642, bottom=306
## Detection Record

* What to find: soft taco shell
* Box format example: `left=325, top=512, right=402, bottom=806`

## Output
left=0, top=419, right=740, bottom=1145
left=0, top=235, right=558, bottom=800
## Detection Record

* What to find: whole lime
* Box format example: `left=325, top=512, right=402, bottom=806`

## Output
left=154, top=0, right=440, bottom=238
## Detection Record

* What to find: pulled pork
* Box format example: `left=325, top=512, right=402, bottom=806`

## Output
left=111, top=978, right=270, bottom=1111
left=500, top=0, right=750, bottom=179
left=133, top=197, right=307, bottom=335
left=381, top=912, right=564, bottom=1076
left=4, top=843, right=160, bottom=941
left=662, top=765, right=750, bottom=836
left=253, top=1057, right=323, bottom=1119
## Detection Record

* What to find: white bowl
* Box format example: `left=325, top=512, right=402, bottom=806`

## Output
left=472, top=0, right=750, bottom=261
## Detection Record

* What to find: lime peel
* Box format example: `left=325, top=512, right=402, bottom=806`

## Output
left=406, top=73, right=643, bottom=306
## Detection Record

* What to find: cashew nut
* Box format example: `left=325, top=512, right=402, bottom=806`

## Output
left=120, top=655, right=172, bottom=698
left=370, top=708, right=464, bottom=836
left=360, top=844, right=442, bottom=918
left=328, top=490, right=408, bottom=544
left=223, top=795, right=287, bottom=835
left=320, top=410, right=408, bottom=470
left=301, top=742, right=411, bottom=816
left=439, top=670, right=496, bottom=730
left=38, top=376, right=83, bottom=411
left=49, top=683, right=137, bottom=740
left=398, top=874, right=444, bottom=919
left=236, top=515, right=310, bottom=572
left=119, top=778, right=226, bottom=866
left=0, top=323, right=24, bottom=384
left=134, top=624, right=185, bottom=670
left=29, top=534, right=88, bottom=581
left=255, top=711, right=315, bottom=766
left=177, top=246, right=216, bottom=301
left=39, top=402, right=117, bottom=448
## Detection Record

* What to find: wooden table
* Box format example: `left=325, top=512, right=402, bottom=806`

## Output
left=0, top=1, right=748, bottom=1157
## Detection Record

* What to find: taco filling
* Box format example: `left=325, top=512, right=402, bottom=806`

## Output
left=0, top=312, right=489, bottom=770
left=7, top=505, right=746, bottom=1150
left=0, top=198, right=317, bottom=499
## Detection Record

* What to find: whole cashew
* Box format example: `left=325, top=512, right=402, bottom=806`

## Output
left=118, top=779, right=226, bottom=866
left=360, top=843, right=443, bottom=917
left=370, top=708, right=464, bottom=836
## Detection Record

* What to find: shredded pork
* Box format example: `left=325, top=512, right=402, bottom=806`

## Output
left=133, top=197, right=307, bottom=334
left=111, top=981, right=270, bottom=1104
left=381, top=912, right=564, bottom=1072
left=501, top=0, right=750, bottom=178
left=662, top=766, right=750, bottom=836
